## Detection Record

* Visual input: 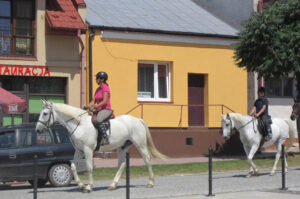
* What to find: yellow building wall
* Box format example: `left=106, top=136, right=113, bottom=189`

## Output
left=88, top=31, right=247, bottom=127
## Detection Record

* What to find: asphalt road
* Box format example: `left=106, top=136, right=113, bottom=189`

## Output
left=1, top=168, right=300, bottom=199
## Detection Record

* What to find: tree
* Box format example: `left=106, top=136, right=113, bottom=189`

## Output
left=234, top=0, right=300, bottom=99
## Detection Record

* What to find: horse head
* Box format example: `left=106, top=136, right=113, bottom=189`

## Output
left=221, top=114, right=233, bottom=140
left=291, top=99, right=300, bottom=121
left=36, top=100, right=55, bottom=134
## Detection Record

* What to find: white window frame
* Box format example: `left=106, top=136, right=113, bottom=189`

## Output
left=138, top=61, right=171, bottom=102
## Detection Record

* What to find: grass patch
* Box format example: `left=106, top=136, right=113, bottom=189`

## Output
left=78, top=154, right=300, bottom=181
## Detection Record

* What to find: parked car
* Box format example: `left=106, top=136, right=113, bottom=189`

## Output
left=0, top=123, right=80, bottom=187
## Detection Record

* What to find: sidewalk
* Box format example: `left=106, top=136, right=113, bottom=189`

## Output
left=93, top=146, right=300, bottom=168
left=151, top=187, right=300, bottom=199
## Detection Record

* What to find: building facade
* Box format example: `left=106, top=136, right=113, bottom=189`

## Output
left=0, top=0, right=86, bottom=126
left=86, top=0, right=248, bottom=129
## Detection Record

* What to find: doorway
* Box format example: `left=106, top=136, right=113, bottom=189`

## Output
left=188, top=74, right=205, bottom=126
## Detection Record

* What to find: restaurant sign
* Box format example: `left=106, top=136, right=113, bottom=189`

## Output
left=0, top=65, right=51, bottom=76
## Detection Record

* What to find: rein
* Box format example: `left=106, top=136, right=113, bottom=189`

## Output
left=38, top=106, right=89, bottom=136
left=226, top=114, right=257, bottom=133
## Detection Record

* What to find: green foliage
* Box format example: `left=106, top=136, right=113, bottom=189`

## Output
left=234, top=0, right=300, bottom=79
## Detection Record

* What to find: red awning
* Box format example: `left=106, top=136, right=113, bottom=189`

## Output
left=0, top=88, right=26, bottom=114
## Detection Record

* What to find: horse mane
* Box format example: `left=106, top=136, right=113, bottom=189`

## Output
left=229, top=113, right=251, bottom=124
left=53, top=103, right=88, bottom=122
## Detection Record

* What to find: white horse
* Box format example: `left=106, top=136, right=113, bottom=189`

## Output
left=221, top=113, right=295, bottom=177
left=35, top=100, right=166, bottom=192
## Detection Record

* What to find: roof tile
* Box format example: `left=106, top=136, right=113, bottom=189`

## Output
left=46, top=0, right=86, bottom=32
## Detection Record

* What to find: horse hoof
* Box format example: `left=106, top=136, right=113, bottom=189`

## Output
left=146, top=184, right=154, bottom=188
left=79, top=184, right=86, bottom=190
left=254, top=171, right=259, bottom=176
left=245, top=174, right=252, bottom=178
left=270, top=172, right=275, bottom=176
left=107, top=186, right=116, bottom=191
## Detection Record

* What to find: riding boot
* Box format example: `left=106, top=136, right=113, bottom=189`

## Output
left=264, top=126, right=272, bottom=141
left=97, top=122, right=110, bottom=145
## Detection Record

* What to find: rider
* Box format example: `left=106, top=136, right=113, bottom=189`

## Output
left=84, top=71, right=112, bottom=145
left=249, top=86, right=272, bottom=141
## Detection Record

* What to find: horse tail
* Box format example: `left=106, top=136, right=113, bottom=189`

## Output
left=284, top=119, right=295, bottom=152
left=140, top=119, right=167, bottom=161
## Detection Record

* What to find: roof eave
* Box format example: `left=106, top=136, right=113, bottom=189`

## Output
left=88, top=25, right=238, bottom=39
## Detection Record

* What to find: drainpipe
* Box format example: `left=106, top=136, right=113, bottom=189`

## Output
left=258, top=0, right=263, bottom=87
left=89, top=29, right=95, bottom=102
left=77, top=29, right=85, bottom=108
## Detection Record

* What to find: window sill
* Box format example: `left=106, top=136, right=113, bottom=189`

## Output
left=138, top=99, right=173, bottom=103
left=0, top=56, right=37, bottom=61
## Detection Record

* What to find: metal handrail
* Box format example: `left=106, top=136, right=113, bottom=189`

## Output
left=126, top=103, right=235, bottom=127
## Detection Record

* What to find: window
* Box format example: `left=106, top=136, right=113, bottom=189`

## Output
left=0, top=0, right=35, bottom=56
left=36, top=130, right=53, bottom=145
left=264, top=77, right=296, bottom=98
left=52, top=127, right=70, bottom=144
left=20, top=129, right=33, bottom=146
left=0, top=131, right=16, bottom=148
left=138, top=62, right=170, bottom=101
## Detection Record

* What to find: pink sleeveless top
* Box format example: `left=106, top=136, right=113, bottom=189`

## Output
left=94, top=84, right=111, bottom=110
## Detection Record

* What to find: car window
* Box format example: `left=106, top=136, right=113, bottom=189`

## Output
left=20, top=129, right=34, bottom=146
left=51, top=127, right=70, bottom=144
left=36, top=129, right=54, bottom=145
left=0, top=131, right=16, bottom=149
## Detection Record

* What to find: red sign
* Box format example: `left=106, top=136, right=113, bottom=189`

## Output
left=0, top=65, right=51, bottom=76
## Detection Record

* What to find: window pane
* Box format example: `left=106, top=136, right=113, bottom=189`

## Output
left=0, top=36, right=11, bottom=54
left=15, top=0, right=33, bottom=18
left=138, top=64, right=154, bottom=98
left=283, top=78, right=293, bottom=97
left=265, top=78, right=282, bottom=97
left=158, top=64, right=167, bottom=98
left=0, top=132, right=16, bottom=148
left=15, top=37, right=31, bottom=55
left=52, top=127, right=70, bottom=144
left=29, top=77, right=66, bottom=94
left=16, top=19, right=32, bottom=36
left=0, top=1, right=11, bottom=17
left=36, top=129, right=53, bottom=145
left=20, top=129, right=34, bottom=146
left=0, top=19, right=11, bottom=35
left=1, top=76, right=25, bottom=91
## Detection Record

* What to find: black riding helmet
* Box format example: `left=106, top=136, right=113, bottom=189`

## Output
left=258, top=86, right=265, bottom=93
left=96, top=71, right=108, bottom=82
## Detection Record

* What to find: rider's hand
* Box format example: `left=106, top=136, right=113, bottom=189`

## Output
left=83, top=105, right=89, bottom=110
left=89, top=105, right=97, bottom=112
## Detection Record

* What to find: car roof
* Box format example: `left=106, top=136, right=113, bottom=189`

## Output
left=0, top=123, right=64, bottom=133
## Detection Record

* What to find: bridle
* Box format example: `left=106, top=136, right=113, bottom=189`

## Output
left=225, top=113, right=257, bottom=136
left=37, top=106, right=88, bottom=137
left=37, top=106, right=54, bottom=129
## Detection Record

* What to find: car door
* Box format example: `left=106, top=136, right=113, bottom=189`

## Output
left=0, top=131, right=20, bottom=181
left=18, top=128, right=55, bottom=179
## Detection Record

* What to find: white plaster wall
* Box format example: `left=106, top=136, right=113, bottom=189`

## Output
left=269, top=98, right=297, bottom=138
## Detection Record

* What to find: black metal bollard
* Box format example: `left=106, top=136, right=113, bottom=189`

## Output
left=281, top=144, right=288, bottom=190
left=207, top=146, right=215, bottom=197
left=33, top=155, right=38, bottom=199
left=126, top=152, right=130, bottom=199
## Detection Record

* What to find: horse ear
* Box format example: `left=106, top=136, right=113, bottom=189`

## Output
left=41, top=99, right=46, bottom=106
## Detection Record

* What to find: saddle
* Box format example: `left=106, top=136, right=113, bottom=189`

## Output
left=91, top=110, right=115, bottom=150
left=257, top=118, right=268, bottom=137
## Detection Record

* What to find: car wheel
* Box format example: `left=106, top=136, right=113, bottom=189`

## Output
left=28, top=179, right=48, bottom=187
left=48, top=164, right=72, bottom=187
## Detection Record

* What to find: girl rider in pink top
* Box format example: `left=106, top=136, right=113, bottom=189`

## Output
left=84, top=71, right=112, bottom=145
